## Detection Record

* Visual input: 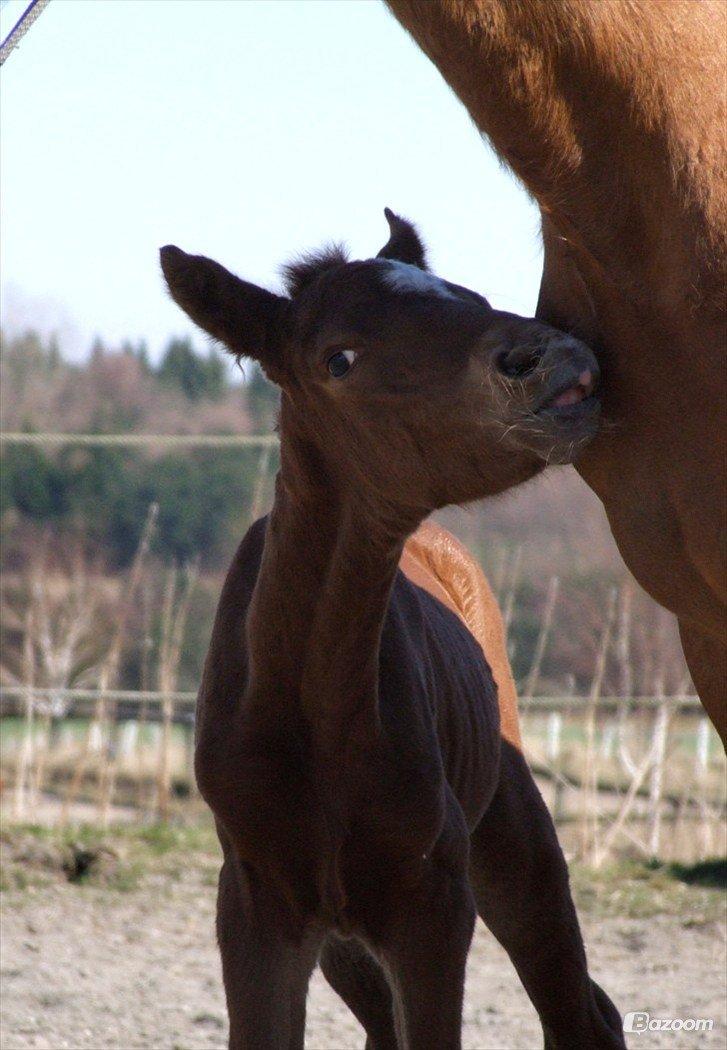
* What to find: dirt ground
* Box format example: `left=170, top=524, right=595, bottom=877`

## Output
left=1, top=832, right=725, bottom=1050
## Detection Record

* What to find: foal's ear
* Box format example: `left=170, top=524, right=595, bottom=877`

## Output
left=160, top=246, right=288, bottom=381
left=376, top=208, right=428, bottom=269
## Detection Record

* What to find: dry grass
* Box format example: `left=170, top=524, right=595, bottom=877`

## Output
left=2, top=820, right=724, bottom=925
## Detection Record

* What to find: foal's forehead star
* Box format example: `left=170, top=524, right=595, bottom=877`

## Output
left=377, top=260, right=457, bottom=301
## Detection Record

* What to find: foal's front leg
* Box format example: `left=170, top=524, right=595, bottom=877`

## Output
left=384, top=868, right=476, bottom=1049
left=319, top=935, right=398, bottom=1050
left=216, top=855, right=321, bottom=1050
left=374, top=805, right=476, bottom=1050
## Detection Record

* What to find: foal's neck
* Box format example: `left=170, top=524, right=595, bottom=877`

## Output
left=246, top=401, right=418, bottom=753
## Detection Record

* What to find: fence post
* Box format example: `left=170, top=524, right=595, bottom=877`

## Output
left=14, top=689, right=35, bottom=821
left=547, top=709, right=565, bottom=823
left=13, top=608, right=36, bottom=820
left=185, top=720, right=196, bottom=796
left=600, top=723, right=616, bottom=760
left=581, top=587, right=617, bottom=863
left=157, top=692, right=174, bottom=821
left=696, top=718, right=711, bottom=777
left=648, top=698, right=669, bottom=856
left=156, top=561, right=197, bottom=820
left=546, top=711, right=562, bottom=763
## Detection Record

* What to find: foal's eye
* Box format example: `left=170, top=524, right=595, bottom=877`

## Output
left=327, top=350, right=357, bottom=378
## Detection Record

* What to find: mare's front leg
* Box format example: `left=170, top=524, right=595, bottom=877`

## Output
left=470, top=741, right=626, bottom=1049
left=371, top=797, right=476, bottom=1050
left=216, top=851, right=322, bottom=1050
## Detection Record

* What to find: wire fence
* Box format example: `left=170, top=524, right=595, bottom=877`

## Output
left=0, top=432, right=278, bottom=447
left=0, top=685, right=706, bottom=714
left=1, top=427, right=724, bottom=864
left=1, top=684, right=723, bottom=867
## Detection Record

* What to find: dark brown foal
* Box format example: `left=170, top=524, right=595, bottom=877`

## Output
left=160, top=211, right=625, bottom=1049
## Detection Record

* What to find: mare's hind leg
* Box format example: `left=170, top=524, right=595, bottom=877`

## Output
left=319, top=935, right=398, bottom=1050
left=470, top=741, right=625, bottom=1049
left=216, top=853, right=321, bottom=1050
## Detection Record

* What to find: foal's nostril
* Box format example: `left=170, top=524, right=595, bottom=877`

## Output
left=497, top=346, right=542, bottom=379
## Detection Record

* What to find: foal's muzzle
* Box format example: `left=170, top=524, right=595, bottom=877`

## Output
left=498, top=332, right=602, bottom=464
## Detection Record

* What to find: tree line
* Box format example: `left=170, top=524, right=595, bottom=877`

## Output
left=1, top=329, right=279, bottom=568
left=1, top=328, right=689, bottom=694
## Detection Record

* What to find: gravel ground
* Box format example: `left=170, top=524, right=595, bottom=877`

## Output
left=1, top=862, right=725, bottom=1050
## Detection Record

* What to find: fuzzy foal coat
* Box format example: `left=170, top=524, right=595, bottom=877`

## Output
left=196, top=516, right=500, bottom=935
left=195, top=515, right=624, bottom=1048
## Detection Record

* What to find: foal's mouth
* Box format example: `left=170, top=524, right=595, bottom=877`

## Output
left=506, top=360, right=601, bottom=464
left=535, top=368, right=599, bottom=416
left=494, top=337, right=601, bottom=464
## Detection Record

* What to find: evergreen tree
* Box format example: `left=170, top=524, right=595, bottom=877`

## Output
left=157, top=337, right=226, bottom=401
left=3, top=445, right=68, bottom=521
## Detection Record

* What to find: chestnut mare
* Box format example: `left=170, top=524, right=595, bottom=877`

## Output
left=161, top=213, right=625, bottom=1048
left=386, top=0, right=727, bottom=738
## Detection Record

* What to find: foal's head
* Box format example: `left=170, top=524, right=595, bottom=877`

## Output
left=161, top=211, right=599, bottom=516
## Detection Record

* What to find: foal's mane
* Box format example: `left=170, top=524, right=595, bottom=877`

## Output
left=281, top=244, right=349, bottom=298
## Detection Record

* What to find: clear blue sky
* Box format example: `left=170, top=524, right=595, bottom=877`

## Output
left=1, top=0, right=542, bottom=362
